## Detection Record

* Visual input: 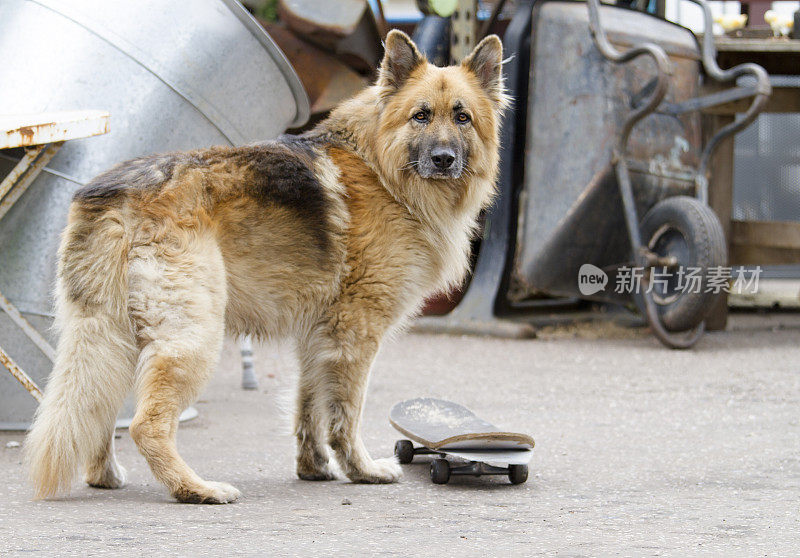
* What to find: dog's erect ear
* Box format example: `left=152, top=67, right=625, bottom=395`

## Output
left=461, top=35, right=507, bottom=107
left=378, top=30, right=425, bottom=90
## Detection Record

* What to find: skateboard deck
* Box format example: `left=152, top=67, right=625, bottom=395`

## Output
left=390, top=397, right=534, bottom=466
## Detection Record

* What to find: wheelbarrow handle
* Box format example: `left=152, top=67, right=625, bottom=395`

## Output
left=586, top=0, right=673, bottom=154
left=684, top=0, right=772, bottom=183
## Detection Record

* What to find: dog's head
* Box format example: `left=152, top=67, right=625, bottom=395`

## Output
left=375, top=30, right=509, bottom=182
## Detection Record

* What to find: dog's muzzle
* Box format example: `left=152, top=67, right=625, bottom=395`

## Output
left=416, top=143, right=463, bottom=179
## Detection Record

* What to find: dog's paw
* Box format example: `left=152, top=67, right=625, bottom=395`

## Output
left=347, top=457, right=403, bottom=484
left=297, top=465, right=337, bottom=481
left=174, top=481, right=241, bottom=504
left=85, top=461, right=127, bottom=489
left=296, top=451, right=339, bottom=481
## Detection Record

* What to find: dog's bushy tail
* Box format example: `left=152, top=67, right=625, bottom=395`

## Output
left=24, top=206, right=136, bottom=499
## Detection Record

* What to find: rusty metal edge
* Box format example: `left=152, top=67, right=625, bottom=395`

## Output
left=0, top=111, right=110, bottom=150
left=221, top=0, right=311, bottom=128
left=0, top=142, right=62, bottom=222
left=0, top=345, right=43, bottom=403
left=0, top=146, right=43, bottom=200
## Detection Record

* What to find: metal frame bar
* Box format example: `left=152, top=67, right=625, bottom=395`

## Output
left=687, top=0, right=771, bottom=185
left=0, top=346, right=43, bottom=402
left=0, top=291, right=55, bottom=362
left=0, top=143, right=62, bottom=398
left=586, top=1, right=673, bottom=155
left=0, top=146, right=44, bottom=199
left=0, top=142, right=62, bottom=220
left=240, top=336, right=258, bottom=390
left=659, top=85, right=760, bottom=116
left=450, top=0, right=478, bottom=63
left=479, top=0, right=509, bottom=40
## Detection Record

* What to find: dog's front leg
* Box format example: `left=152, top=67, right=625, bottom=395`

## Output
left=326, top=342, right=402, bottom=484
left=297, top=325, right=401, bottom=484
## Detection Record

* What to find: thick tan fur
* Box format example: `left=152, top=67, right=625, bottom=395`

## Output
left=25, top=31, right=508, bottom=503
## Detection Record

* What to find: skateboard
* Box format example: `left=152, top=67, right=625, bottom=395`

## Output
left=389, top=398, right=535, bottom=485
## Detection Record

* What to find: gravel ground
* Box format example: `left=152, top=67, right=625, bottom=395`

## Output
left=1, top=312, right=799, bottom=556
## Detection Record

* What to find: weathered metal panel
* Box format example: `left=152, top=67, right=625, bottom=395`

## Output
left=509, top=2, right=702, bottom=304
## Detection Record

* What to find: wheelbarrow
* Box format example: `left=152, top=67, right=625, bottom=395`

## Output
left=415, top=0, right=770, bottom=349
left=580, top=0, right=771, bottom=347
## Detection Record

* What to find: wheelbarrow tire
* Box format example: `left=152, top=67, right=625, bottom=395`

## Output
left=639, top=196, right=727, bottom=333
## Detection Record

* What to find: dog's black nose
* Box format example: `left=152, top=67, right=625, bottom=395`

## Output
left=430, top=147, right=455, bottom=170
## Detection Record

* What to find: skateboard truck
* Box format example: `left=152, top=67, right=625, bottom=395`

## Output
left=395, top=439, right=529, bottom=485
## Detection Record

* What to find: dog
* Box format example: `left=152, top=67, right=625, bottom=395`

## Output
left=25, top=30, right=509, bottom=503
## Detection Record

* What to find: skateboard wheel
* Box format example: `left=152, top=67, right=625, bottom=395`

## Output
left=395, top=440, right=415, bottom=464
left=431, top=458, right=450, bottom=484
left=508, top=464, right=528, bottom=484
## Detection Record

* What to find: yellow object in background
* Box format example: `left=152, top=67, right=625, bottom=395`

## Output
left=713, top=13, right=747, bottom=33
left=418, top=0, right=457, bottom=17
left=765, top=10, right=795, bottom=37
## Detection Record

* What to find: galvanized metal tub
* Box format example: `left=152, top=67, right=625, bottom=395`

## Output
left=0, top=0, right=309, bottom=428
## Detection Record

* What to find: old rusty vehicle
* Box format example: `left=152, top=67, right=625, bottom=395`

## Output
left=420, top=0, right=770, bottom=348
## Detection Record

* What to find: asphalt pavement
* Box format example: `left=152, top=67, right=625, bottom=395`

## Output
left=1, top=312, right=798, bottom=556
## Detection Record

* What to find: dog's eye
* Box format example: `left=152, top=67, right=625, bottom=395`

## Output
left=412, top=111, right=428, bottom=123
left=456, top=112, right=471, bottom=124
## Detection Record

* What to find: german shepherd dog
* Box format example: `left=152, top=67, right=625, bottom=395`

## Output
left=25, top=30, right=509, bottom=503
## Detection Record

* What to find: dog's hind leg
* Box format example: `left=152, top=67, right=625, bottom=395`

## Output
left=26, top=216, right=139, bottom=499
left=84, top=432, right=128, bottom=489
left=127, top=235, right=236, bottom=504
left=25, top=300, right=138, bottom=497
left=131, top=346, right=237, bottom=503
left=80, top=317, right=139, bottom=490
